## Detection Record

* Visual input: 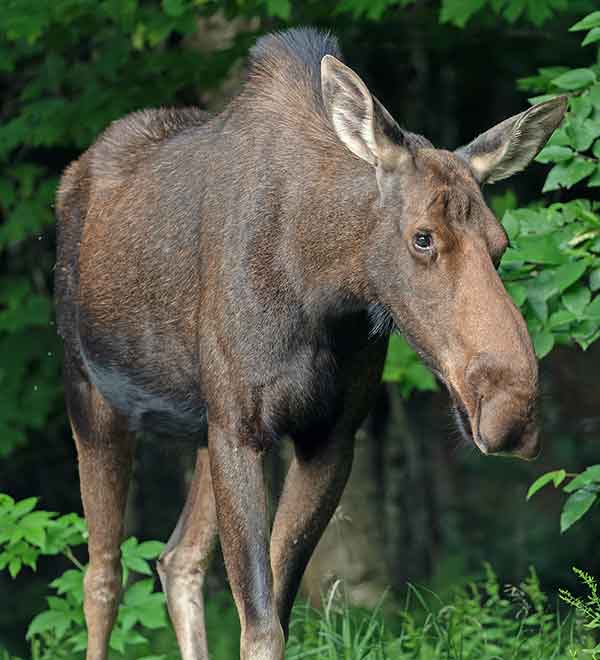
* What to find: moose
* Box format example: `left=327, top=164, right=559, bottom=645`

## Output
left=55, top=27, right=566, bottom=660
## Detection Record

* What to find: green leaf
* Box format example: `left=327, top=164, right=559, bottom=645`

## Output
left=532, top=329, right=554, bottom=358
left=162, top=0, right=187, bottom=17
left=589, top=166, right=600, bottom=187
left=563, top=465, right=600, bottom=493
left=501, top=210, right=520, bottom=240
left=552, top=68, right=597, bottom=91
left=590, top=269, right=600, bottom=291
left=535, top=145, right=573, bottom=163
left=265, top=0, right=291, bottom=19
left=439, top=0, right=487, bottom=26
left=27, top=609, right=71, bottom=638
left=8, top=557, right=22, bottom=577
left=136, top=541, right=165, bottom=559
left=505, top=282, right=527, bottom=307
left=560, top=489, right=598, bottom=532
left=543, top=160, right=596, bottom=191
left=13, top=497, right=38, bottom=518
left=549, top=309, right=576, bottom=328
left=123, top=579, right=154, bottom=606
left=123, top=555, right=152, bottom=575
left=567, top=120, right=600, bottom=151
left=562, top=286, right=591, bottom=317
left=582, top=27, right=600, bottom=46
left=527, top=469, right=567, bottom=499
left=584, top=294, right=600, bottom=320
left=570, top=11, right=600, bottom=31
left=509, top=234, right=564, bottom=264
left=554, top=261, right=587, bottom=292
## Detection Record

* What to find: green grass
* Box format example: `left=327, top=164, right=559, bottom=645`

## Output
left=2, top=564, right=599, bottom=659
left=286, top=566, right=597, bottom=660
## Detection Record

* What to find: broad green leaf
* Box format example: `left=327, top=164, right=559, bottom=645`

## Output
left=567, top=120, right=600, bottom=152
left=123, top=578, right=155, bottom=606
left=162, top=0, right=187, bottom=17
left=552, top=68, right=597, bottom=91
left=8, top=557, right=22, bottom=578
left=13, top=497, right=38, bottom=518
left=527, top=469, right=566, bottom=499
left=532, top=329, right=554, bottom=358
left=590, top=269, right=600, bottom=291
left=584, top=294, right=600, bottom=319
left=543, top=160, right=596, bottom=191
left=27, top=609, right=71, bottom=638
left=501, top=211, right=520, bottom=240
left=589, top=166, right=600, bottom=187
left=535, top=145, right=573, bottom=164
left=549, top=309, right=576, bottom=328
left=562, top=286, right=591, bottom=316
left=266, top=0, right=291, bottom=19
left=570, top=11, right=600, bottom=31
left=505, top=282, right=527, bottom=307
left=136, top=541, right=165, bottom=559
left=509, top=234, right=564, bottom=264
left=569, top=95, right=592, bottom=120
left=439, top=0, right=487, bottom=27
left=582, top=27, right=600, bottom=46
left=554, top=261, right=587, bottom=292
left=560, top=489, right=597, bottom=532
left=123, top=555, right=152, bottom=575
left=563, top=465, right=600, bottom=493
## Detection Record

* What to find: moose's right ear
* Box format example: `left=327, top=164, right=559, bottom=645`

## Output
left=320, top=54, right=407, bottom=168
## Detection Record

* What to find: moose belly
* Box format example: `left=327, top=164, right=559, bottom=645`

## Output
left=79, top=324, right=206, bottom=437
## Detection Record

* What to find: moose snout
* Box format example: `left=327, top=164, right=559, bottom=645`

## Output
left=463, top=352, right=539, bottom=460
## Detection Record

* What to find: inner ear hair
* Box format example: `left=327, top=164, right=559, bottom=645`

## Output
left=457, top=95, right=568, bottom=185
left=321, top=54, right=378, bottom=165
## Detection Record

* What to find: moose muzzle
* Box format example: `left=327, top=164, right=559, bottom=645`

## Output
left=460, top=351, right=539, bottom=459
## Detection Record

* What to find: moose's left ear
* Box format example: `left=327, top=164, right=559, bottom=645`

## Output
left=456, top=96, right=568, bottom=184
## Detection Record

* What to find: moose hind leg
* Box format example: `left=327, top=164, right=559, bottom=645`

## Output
left=157, top=448, right=218, bottom=660
left=66, top=373, right=135, bottom=660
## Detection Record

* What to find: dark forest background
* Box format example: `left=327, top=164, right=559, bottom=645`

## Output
left=1, top=0, right=600, bottom=656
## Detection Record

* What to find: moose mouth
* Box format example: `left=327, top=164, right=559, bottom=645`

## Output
left=451, top=393, right=487, bottom=454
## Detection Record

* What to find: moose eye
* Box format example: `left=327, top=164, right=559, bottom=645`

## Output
left=413, top=232, right=433, bottom=251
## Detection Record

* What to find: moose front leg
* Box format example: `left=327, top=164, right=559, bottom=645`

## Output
left=270, top=430, right=355, bottom=637
left=208, top=425, right=284, bottom=660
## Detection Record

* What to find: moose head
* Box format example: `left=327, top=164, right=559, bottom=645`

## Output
left=321, top=55, right=567, bottom=459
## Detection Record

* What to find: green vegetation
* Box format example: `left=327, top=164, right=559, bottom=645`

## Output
left=2, top=495, right=600, bottom=659
left=2, top=0, right=600, bottom=657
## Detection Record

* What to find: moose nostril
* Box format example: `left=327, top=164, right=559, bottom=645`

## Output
left=499, top=424, right=526, bottom=453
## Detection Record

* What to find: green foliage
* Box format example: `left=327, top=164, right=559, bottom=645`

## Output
left=0, top=495, right=169, bottom=659
left=560, top=567, right=600, bottom=646
left=439, top=0, right=588, bottom=28
left=490, top=11, right=600, bottom=358
left=333, top=0, right=597, bottom=26
left=4, top=497, right=597, bottom=658
left=0, top=494, right=86, bottom=578
left=527, top=465, right=600, bottom=532
left=286, top=565, right=591, bottom=659
left=382, top=335, right=438, bottom=396
left=499, top=199, right=600, bottom=357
